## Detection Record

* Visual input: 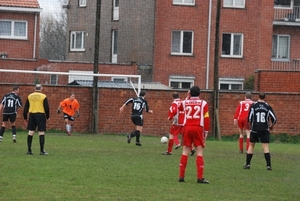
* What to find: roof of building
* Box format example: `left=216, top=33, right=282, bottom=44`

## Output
left=0, top=0, right=40, bottom=8
left=69, top=80, right=172, bottom=90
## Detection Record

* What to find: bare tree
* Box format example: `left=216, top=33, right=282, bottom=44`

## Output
left=39, top=8, right=67, bottom=60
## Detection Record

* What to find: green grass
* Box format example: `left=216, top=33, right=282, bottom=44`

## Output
left=0, top=132, right=299, bottom=201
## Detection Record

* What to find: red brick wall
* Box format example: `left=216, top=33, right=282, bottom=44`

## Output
left=0, top=12, right=40, bottom=59
left=0, top=84, right=299, bottom=137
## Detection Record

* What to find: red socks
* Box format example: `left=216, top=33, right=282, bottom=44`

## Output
left=179, top=155, right=188, bottom=178
left=196, top=156, right=204, bottom=179
left=239, top=137, right=244, bottom=151
left=167, top=139, right=174, bottom=153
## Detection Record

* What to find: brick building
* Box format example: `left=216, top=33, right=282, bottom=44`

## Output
left=0, top=0, right=42, bottom=59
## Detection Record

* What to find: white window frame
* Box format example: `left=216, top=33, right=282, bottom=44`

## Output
left=50, top=74, right=58, bottom=85
left=272, top=34, right=290, bottom=60
left=171, top=30, right=194, bottom=55
left=222, top=33, right=243, bottom=58
left=111, top=30, right=118, bottom=63
left=223, top=0, right=245, bottom=8
left=173, top=0, right=195, bottom=6
left=169, top=75, right=195, bottom=89
left=219, top=78, right=244, bottom=90
left=79, top=0, right=86, bottom=7
left=113, top=0, right=119, bottom=21
left=111, top=77, right=127, bottom=82
left=68, top=70, right=93, bottom=83
left=70, top=31, right=85, bottom=51
left=0, top=20, right=27, bottom=40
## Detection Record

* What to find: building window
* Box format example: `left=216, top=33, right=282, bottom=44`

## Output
left=0, top=20, right=27, bottom=39
left=222, top=33, right=243, bottom=57
left=173, top=0, right=195, bottom=5
left=223, top=0, right=245, bottom=8
left=169, top=75, right=195, bottom=89
left=68, top=70, right=93, bottom=83
left=171, top=31, right=193, bottom=55
left=70, top=31, right=85, bottom=51
left=272, top=34, right=290, bottom=60
left=113, top=0, right=119, bottom=20
left=219, top=78, right=244, bottom=90
left=112, top=77, right=127, bottom=82
left=79, top=0, right=86, bottom=7
left=274, top=0, right=292, bottom=7
left=111, top=30, right=118, bottom=63
left=50, top=74, right=58, bottom=85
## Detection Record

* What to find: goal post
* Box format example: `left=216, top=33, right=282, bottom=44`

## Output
left=0, top=69, right=142, bottom=95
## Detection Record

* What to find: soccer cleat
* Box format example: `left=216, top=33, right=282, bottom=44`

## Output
left=178, top=178, right=185, bottom=182
left=126, top=134, right=131, bottom=144
left=67, top=132, right=72, bottom=136
left=197, top=178, right=209, bottom=184
left=13, top=137, right=16, bottom=143
left=239, top=150, right=243, bottom=154
left=266, top=166, right=272, bottom=170
left=162, top=151, right=172, bottom=155
left=175, top=144, right=181, bottom=149
left=27, top=151, right=33, bottom=155
left=190, top=148, right=196, bottom=156
left=40, top=151, right=48, bottom=155
left=135, top=142, right=142, bottom=146
left=243, top=164, right=250, bottom=169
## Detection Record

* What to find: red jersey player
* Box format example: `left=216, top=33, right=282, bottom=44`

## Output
left=163, top=92, right=185, bottom=155
left=234, top=92, right=253, bottom=153
left=176, top=86, right=210, bottom=184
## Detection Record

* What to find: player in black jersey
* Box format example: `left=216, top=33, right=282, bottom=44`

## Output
left=119, top=91, right=153, bottom=146
left=243, top=92, right=277, bottom=170
left=0, top=86, right=23, bottom=142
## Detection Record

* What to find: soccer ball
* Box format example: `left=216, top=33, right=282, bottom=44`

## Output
left=161, top=136, right=168, bottom=144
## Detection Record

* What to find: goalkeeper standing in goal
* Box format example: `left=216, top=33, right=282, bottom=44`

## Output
left=57, top=94, right=80, bottom=136
left=119, top=91, right=153, bottom=146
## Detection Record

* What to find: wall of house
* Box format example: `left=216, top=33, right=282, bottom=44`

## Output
left=153, top=0, right=212, bottom=89
left=0, top=12, right=40, bottom=59
left=1, top=84, right=299, bottom=137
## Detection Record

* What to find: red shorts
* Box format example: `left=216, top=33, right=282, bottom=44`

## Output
left=182, top=125, right=205, bottom=148
left=170, top=124, right=183, bottom=135
left=238, top=118, right=251, bottom=130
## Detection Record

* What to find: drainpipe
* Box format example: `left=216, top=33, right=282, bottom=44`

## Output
left=206, top=0, right=212, bottom=89
left=33, top=13, right=38, bottom=59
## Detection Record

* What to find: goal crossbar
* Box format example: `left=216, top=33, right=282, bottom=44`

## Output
left=0, top=69, right=141, bottom=95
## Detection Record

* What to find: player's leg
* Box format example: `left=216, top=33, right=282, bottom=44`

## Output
left=135, top=125, right=142, bottom=146
left=38, top=114, right=48, bottom=155
left=178, top=127, right=190, bottom=182
left=261, top=130, right=271, bottom=170
left=243, top=131, right=257, bottom=169
left=245, top=129, right=251, bottom=153
left=26, top=115, right=36, bottom=154
left=238, top=121, right=244, bottom=153
left=163, top=132, right=173, bottom=155
left=10, top=114, right=17, bottom=142
left=194, top=129, right=209, bottom=184
left=0, top=120, right=6, bottom=142
left=64, top=115, right=72, bottom=136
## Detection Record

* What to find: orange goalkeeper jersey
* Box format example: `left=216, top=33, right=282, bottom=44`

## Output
left=60, top=98, right=80, bottom=116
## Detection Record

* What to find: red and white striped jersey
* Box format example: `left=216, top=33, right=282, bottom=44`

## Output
left=180, top=97, right=210, bottom=131
left=168, top=98, right=185, bottom=126
left=234, top=99, right=253, bottom=121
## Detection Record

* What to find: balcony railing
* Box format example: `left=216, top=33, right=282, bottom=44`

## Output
left=272, top=59, right=300, bottom=71
left=274, top=6, right=300, bottom=22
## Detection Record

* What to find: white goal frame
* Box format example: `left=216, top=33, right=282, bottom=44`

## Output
left=0, top=69, right=141, bottom=96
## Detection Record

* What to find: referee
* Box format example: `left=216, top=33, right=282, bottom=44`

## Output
left=23, top=84, right=50, bottom=155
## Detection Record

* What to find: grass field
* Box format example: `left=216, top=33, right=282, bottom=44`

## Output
left=0, top=132, right=299, bottom=201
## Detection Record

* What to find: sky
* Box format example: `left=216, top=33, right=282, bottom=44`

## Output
left=38, top=0, right=63, bottom=16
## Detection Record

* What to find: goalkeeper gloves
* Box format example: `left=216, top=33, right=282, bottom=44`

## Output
left=57, top=109, right=61, bottom=114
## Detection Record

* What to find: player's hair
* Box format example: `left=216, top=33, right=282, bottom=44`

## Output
left=245, top=92, right=252, bottom=99
left=139, top=91, right=146, bottom=97
left=12, top=86, right=19, bottom=91
left=35, top=84, right=42, bottom=91
left=259, top=92, right=265, bottom=100
left=172, top=92, right=179, bottom=99
left=190, top=86, right=200, bottom=97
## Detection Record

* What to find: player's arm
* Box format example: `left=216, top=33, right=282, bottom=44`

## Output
left=203, top=103, right=210, bottom=134
left=144, top=100, right=153, bottom=114
left=119, top=98, right=133, bottom=113
left=23, top=99, right=29, bottom=120
left=233, top=103, right=241, bottom=125
left=168, top=102, right=177, bottom=120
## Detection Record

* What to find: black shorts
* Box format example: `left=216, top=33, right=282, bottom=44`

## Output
left=3, top=113, right=17, bottom=122
left=27, top=113, right=47, bottom=131
left=131, top=115, right=143, bottom=126
left=63, top=113, right=74, bottom=121
left=250, top=129, right=270, bottom=143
